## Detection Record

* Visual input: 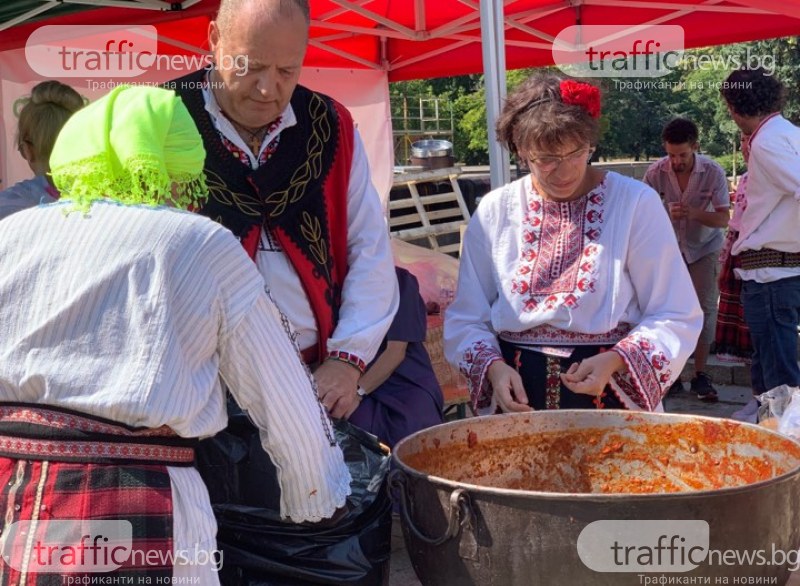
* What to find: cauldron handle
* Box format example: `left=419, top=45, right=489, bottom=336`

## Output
left=389, top=469, right=471, bottom=546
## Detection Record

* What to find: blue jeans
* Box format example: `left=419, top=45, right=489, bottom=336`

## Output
left=741, top=275, right=800, bottom=392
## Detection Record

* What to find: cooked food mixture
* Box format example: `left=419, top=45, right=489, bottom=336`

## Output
left=402, top=419, right=800, bottom=493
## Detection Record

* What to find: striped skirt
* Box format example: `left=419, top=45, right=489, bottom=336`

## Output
left=715, top=231, right=752, bottom=362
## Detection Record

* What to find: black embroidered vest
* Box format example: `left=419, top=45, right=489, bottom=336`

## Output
left=170, top=70, right=354, bottom=354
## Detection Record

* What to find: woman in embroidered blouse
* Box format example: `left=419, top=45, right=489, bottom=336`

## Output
left=444, top=73, right=703, bottom=413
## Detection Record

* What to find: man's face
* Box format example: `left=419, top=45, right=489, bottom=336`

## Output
left=664, top=142, right=697, bottom=174
left=209, top=6, right=307, bottom=128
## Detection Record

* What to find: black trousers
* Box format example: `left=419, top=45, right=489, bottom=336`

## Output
left=499, top=340, right=625, bottom=410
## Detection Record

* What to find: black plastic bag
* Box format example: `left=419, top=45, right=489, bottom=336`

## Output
left=196, top=411, right=392, bottom=586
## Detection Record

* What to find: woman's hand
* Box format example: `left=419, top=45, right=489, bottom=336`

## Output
left=487, top=360, right=533, bottom=412
left=560, top=351, right=625, bottom=396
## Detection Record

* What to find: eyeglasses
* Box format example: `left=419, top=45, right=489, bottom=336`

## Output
left=527, top=147, right=595, bottom=173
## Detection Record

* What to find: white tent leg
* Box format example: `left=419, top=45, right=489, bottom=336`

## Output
left=480, top=0, right=510, bottom=190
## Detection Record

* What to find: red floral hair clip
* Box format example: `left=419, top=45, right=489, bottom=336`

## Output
left=559, top=80, right=601, bottom=119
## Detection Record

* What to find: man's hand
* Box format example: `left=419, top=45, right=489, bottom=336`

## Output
left=668, top=202, right=689, bottom=220
left=560, top=351, right=625, bottom=396
left=342, top=394, right=362, bottom=420
left=487, top=360, right=532, bottom=413
left=314, top=359, right=362, bottom=419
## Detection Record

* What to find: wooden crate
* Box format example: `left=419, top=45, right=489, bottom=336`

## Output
left=390, top=166, right=470, bottom=257
left=424, top=314, right=472, bottom=418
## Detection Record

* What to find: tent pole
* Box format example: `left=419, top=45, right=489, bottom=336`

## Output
left=0, top=1, right=58, bottom=32
left=480, top=0, right=509, bottom=190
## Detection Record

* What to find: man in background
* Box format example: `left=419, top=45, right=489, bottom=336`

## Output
left=644, top=117, right=730, bottom=402
left=722, top=68, right=800, bottom=395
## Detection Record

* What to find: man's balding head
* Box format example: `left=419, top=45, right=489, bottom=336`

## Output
left=208, top=0, right=309, bottom=129
left=215, top=0, right=310, bottom=39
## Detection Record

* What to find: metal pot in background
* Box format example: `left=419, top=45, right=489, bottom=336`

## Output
left=391, top=411, right=800, bottom=586
left=410, top=139, right=455, bottom=169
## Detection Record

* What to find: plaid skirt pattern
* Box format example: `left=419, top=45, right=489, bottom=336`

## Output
left=715, top=232, right=753, bottom=361
left=0, top=404, right=179, bottom=584
left=0, top=460, right=174, bottom=584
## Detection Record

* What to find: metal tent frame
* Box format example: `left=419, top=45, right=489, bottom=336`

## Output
left=2, top=0, right=799, bottom=188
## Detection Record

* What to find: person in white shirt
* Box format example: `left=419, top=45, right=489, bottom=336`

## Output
left=444, top=73, right=702, bottom=414
left=168, top=0, right=398, bottom=420
left=721, top=67, right=800, bottom=393
left=0, top=85, right=351, bottom=583
left=643, top=118, right=730, bottom=402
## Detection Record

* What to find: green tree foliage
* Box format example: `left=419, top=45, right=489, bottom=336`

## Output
left=452, top=69, right=533, bottom=165
left=453, top=84, right=486, bottom=164
left=751, top=37, right=800, bottom=123
left=597, top=72, right=686, bottom=161
left=680, top=38, right=799, bottom=170
left=390, top=36, right=799, bottom=165
left=681, top=44, right=748, bottom=157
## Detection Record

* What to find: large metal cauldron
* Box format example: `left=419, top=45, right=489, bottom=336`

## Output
left=409, top=139, right=455, bottom=169
left=390, top=411, right=800, bottom=585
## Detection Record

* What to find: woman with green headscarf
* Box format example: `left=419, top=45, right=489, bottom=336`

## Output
left=0, top=86, right=350, bottom=582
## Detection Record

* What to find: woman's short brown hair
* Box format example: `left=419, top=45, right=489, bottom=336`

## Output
left=495, top=73, right=601, bottom=158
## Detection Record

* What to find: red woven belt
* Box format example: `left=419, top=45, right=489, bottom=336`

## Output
left=0, top=403, right=196, bottom=466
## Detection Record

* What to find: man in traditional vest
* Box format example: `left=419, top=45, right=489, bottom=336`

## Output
left=722, top=67, right=800, bottom=395
left=170, top=0, right=399, bottom=419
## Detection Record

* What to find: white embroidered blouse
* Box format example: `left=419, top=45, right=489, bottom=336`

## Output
left=444, top=171, right=703, bottom=411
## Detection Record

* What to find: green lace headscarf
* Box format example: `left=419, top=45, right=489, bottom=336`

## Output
left=49, top=85, right=207, bottom=210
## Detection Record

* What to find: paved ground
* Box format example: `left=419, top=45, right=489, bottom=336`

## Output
left=662, top=379, right=755, bottom=417
left=387, top=380, right=800, bottom=586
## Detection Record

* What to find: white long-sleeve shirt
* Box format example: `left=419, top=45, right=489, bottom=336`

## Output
left=202, top=85, right=399, bottom=362
left=0, top=201, right=351, bottom=553
left=732, top=115, right=800, bottom=283
left=444, top=172, right=703, bottom=412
